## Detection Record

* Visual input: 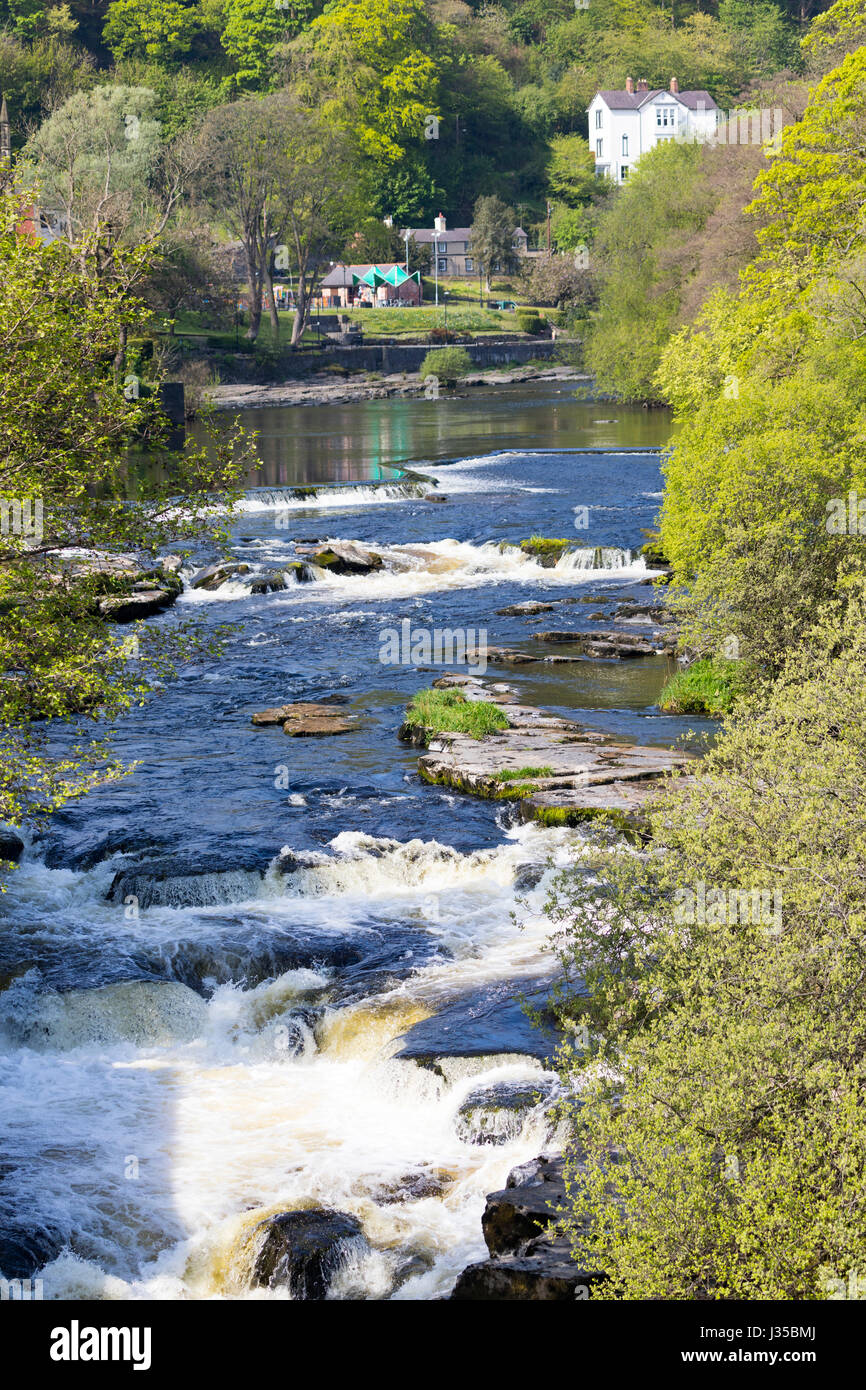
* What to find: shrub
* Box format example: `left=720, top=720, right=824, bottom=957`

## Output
left=543, top=590, right=866, bottom=1298
left=516, top=311, right=545, bottom=335
left=419, top=346, right=473, bottom=381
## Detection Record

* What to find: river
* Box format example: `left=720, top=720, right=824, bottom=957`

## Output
left=0, top=382, right=707, bottom=1300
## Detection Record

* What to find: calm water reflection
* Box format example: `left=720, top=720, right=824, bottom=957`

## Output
left=198, top=382, right=673, bottom=488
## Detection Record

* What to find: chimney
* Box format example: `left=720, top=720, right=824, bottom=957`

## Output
left=625, top=77, right=634, bottom=95
left=636, top=79, right=648, bottom=93
left=670, top=77, right=679, bottom=94
left=434, top=213, right=446, bottom=233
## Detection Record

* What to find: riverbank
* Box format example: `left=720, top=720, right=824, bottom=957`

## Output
left=206, top=364, right=588, bottom=412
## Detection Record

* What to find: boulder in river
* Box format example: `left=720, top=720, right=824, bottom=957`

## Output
left=297, top=541, right=383, bottom=575
left=252, top=1208, right=364, bottom=1299
left=518, top=538, right=571, bottom=568
left=190, top=561, right=250, bottom=591
left=98, top=588, right=177, bottom=622
left=251, top=701, right=356, bottom=736
left=248, top=572, right=288, bottom=594
left=0, top=827, right=25, bottom=863
left=532, top=628, right=660, bottom=657
left=495, top=602, right=558, bottom=616
left=454, top=1078, right=558, bottom=1146
left=450, top=1155, right=604, bottom=1300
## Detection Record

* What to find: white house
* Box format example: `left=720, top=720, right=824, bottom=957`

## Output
left=588, top=78, right=719, bottom=185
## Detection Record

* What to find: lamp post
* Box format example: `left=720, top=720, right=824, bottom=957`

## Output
left=433, top=229, right=441, bottom=307
left=443, top=290, right=449, bottom=342
left=402, top=228, right=411, bottom=273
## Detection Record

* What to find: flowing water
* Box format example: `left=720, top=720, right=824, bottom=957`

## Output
left=0, top=383, right=708, bottom=1300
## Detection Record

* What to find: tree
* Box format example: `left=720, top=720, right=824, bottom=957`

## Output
left=0, top=184, right=251, bottom=833
left=25, top=84, right=164, bottom=245
left=24, top=83, right=202, bottom=372
left=546, top=134, right=597, bottom=208
left=653, top=31, right=866, bottom=667
left=220, top=0, right=313, bottom=89
left=519, top=252, right=597, bottom=314
left=583, top=140, right=713, bottom=401
left=469, top=193, right=517, bottom=291
left=271, top=103, right=353, bottom=344
left=343, top=216, right=405, bottom=265
left=196, top=92, right=351, bottom=344
left=195, top=93, right=288, bottom=344
left=103, top=0, right=216, bottom=67
left=545, top=591, right=866, bottom=1298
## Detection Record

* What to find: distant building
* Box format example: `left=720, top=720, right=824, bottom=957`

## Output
left=588, top=78, right=719, bottom=185
left=404, top=215, right=529, bottom=278
left=319, top=263, right=423, bottom=308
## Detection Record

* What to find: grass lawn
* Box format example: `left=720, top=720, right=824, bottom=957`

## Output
left=170, top=296, right=548, bottom=348
left=405, top=688, right=510, bottom=740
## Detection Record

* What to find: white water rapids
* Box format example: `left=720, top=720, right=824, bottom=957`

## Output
left=0, top=824, right=588, bottom=1300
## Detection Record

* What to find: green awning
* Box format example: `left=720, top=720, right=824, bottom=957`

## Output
left=380, top=264, right=412, bottom=286
left=352, top=265, right=388, bottom=287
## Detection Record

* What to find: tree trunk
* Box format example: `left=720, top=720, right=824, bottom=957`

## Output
left=263, top=264, right=280, bottom=338
left=113, top=323, right=128, bottom=380
left=243, top=241, right=262, bottom=343
left=291, top=267, right=308, bottom=346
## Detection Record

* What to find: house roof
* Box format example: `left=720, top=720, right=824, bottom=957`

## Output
left=408, top=228, right=472, bottom=245
left=593, top=89, right=718, bottom=111
left=405, top=226, right=527, bottom=245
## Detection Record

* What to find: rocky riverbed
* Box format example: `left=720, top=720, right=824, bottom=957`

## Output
left=206, top=364, right=588, bottom=412
left=400, top=674, right=689, bottom=828
left=1, top=423, right=703, bottom=1301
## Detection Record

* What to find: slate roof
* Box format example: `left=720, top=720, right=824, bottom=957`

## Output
left=594, top=89, right=718, bottom=111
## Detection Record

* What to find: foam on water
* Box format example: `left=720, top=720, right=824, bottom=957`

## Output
left=0, top=824, right=583, bottom=1298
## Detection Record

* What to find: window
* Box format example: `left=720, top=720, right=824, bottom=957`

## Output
left=621, top=165, right=629, bottom=180
left=595, top=109, right=602, bottom=129
left=437, top=256, right=447, bottom=272
left=465, top=257, right=473, bottom=272
left=596, top=138, right=603, bottom=157
left=622, top=134, right=628, bottom=156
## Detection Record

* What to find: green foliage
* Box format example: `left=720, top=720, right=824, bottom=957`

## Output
left=515, top=309, right=544, bottom=333
left=655, top=31, right=866, bottom=668
left=0, top=185, right=250, bottom=828
left=470, top=193, right=518, bottom=289
left=104, top=0, right=212, bottom=66
left=657, top=657, right=745, bottom=715
left=405, top=687, right=509, bottom=739
left=520, top=535, right=570, bottom=551
left=545, top=593, right=866, bottom=1298
left=419, top=345, right=473, bottom=379
left=25, top=84, right=163, bottom=237
left=546, top=134, right=597, bottom=208
left=584, top=140, right=714, bottom=401
left=221, top=0, right=313, bottom=88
